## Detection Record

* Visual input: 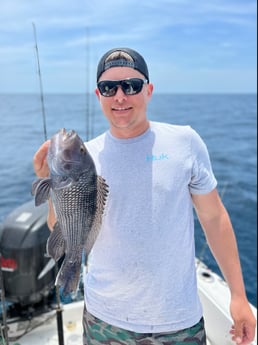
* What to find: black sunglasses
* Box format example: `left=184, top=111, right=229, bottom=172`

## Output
left=97, top=78, right=148, bottom=97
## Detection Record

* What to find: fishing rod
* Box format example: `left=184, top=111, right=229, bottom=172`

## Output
left=0, top=254, right=10, bottom=345
left=85, top=26, right=97, bottom=142
left=84, top=26, right=96, bottom=141
left=85, top=27, right=91, bottom=142
left=32, top=23, right=64, bottom=345
left=32, top=22, right=48, bottom=141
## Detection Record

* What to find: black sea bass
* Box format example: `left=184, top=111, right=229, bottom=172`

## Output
left=32, top=128, right=108, bottom=295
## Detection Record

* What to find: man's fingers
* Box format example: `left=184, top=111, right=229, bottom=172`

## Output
left=231, top=322, right=256, bottom=345
left=233, top=322, right=243, bottom=344
left=33, top=140, right=50, bottom=177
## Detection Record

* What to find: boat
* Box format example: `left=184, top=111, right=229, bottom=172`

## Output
left=0, top=200, right=257, bottom=345
left=1, top=23, right=255, bottom=345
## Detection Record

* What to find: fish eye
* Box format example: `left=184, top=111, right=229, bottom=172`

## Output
left=80, top=145, right=86, bottom=153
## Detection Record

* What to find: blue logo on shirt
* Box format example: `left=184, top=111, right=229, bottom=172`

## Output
left=146, top=153, right=169, bottom=162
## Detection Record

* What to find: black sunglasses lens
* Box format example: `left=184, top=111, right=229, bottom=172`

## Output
left=98, top=81, right=118, bottom=96
left=121, top=79, right=143, bottom=95
left=98, top=78, right=145, bottom=97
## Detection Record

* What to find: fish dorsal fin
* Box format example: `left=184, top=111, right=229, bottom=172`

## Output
left=85, top=175, right=109, bottom=255
left=96, top=175, right=109, bottom=216
left=32, top=177, right=52, bottom=206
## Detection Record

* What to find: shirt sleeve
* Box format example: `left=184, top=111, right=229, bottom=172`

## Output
left=188, top=128, right=217, bottom=195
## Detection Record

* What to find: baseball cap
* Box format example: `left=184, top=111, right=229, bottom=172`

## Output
left=96, top=48, right=149, bottom=82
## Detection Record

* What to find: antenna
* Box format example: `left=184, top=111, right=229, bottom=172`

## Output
left=32, top=22, right=48, bottom=141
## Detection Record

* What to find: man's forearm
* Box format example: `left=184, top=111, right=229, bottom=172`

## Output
left=202, top=212, right=247, bottom=299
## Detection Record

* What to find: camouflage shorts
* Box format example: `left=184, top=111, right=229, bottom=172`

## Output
left=82, top=305, right=206, bottom=345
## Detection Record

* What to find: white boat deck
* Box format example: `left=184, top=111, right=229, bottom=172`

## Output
left=196, top=260, right=257, bottom=345
left=7, top=301, right=83, bottom=345
left=3, top=260, right=257, bottom=345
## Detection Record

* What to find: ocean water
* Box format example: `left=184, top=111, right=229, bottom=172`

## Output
left=0, top=93, right=257, bottom=306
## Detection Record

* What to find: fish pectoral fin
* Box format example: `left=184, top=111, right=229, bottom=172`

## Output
left=32, top=178, right=52, bottom=206
left=46, top=222, right=66, bottom=260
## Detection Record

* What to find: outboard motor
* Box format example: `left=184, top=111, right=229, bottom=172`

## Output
left=0, top=200, right=55, bottom=306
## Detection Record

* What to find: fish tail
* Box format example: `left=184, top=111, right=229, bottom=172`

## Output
left=56, top=257, right=82, bottom=296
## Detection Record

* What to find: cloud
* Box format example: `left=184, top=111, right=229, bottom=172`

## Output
left=0, top=0, right=256, bottom=93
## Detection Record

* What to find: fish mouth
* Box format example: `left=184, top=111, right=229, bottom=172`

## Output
left=48, top=128, right=85, bottom=175
left=61, top=128, right=84, bottom=163
left=60, top=128, right=77, bottom=142
left=60, top=129, right=79, bottom=158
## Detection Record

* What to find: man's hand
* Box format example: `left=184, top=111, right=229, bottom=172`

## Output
left=33, top=140, right=50, bottom=178
left=230, top=296, right=256, bottom=344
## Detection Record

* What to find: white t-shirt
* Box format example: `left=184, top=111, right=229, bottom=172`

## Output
left=84, top=121, right=217, bottom=333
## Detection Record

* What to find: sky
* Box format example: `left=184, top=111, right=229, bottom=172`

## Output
left=0, top=0, right=257, bottom=94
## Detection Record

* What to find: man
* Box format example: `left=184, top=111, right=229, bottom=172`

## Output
left=33, top=48, right=256, bottom=345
